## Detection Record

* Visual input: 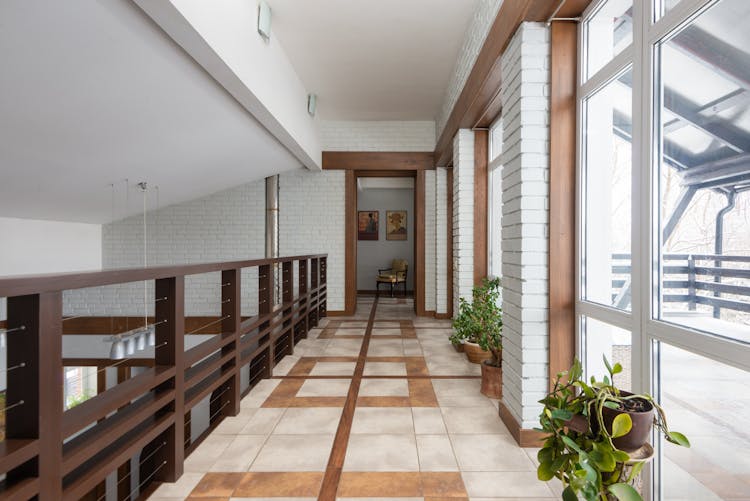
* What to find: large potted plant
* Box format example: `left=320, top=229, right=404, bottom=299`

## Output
left=536, top=357, right=690, bottom=501
left=451, top=278, right=503, bottom=397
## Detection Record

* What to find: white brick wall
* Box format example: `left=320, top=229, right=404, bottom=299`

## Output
left=436, top=0, right=503, bottom=138
left=279, top=169, right=345, bottom=312
left=435, top=167, right=449, bottom=315
left=499, top=22, right=551, bottom=429
left=64, top=181, right=266, bottom=317
left=319, top=121, right=436, bottom=151
left=64, top=170, right=345, bottom=317
left=424, top=170, right=436, bottom=312
left=452, top=129, right=475, bottom=316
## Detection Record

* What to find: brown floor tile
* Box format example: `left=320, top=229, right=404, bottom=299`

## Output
left=337, top=472, right=423, bottom=497
left=186, top=498, right=228, bottom=501
left=234, top=472, right=324, bottom=497
left=421, top=472, right=468, bottom=497
left=357, top=396, right=412, bottom=407
left=288, top=358, right=317, bottom=376
left=267, top=379, right=305, bottom=398
left=408, top=379, right=439, bottom=407
left=406, top=357, right=430, bottom=376
left=287, top=396, right=348, bottom=407
left=190, top=472, right=244, bottom=497
left=425, top=498, right=469, bottom=501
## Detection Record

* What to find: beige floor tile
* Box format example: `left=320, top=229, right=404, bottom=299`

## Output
left=344, top=434, right=420, bottom=471
left=363, top=361, right=408, bottom=376
left=371, top=328, right=403, bottom=336
left=232, top=498, right=318, bottom=501
left=441, top=407, right=510, bottom=435
left=373, top=321, right=402, bottom=328
left=451, top=434, right=536, bottom=471
left=359, top=378, right=410, bottom=397
left=150, top=472, right=204, bottom=497
left=412, top=408, right=448, bottom=434
left=273, top=354, right=301, bottom=376
left=238, top=407, right=285, bottom=435
left=351, top=407, right=414, bottom=434
left=250, top=434, right=335, bottom=471
left=417, top=434, right=459, bottom=471
left=184, top=434, right=234, bottom=472
left=241, top=379, right=283, bottom=408
left=209, top=435, right=267, bottom=471
left=297, top=378, right=352, bottom=397
left=309, top=361, right=356, bottom=376
left=368, top=338, right=405, bottom=356
left=337, top=498, right=423, bottom=501
left=214, top=408, right=259, bottom=435
left=461, top=472, right=553, bottom=498
left=274, top=407, right=343, bottom=434
left=324, top=338, right=363, bottom=356
left=341, top=321, right=369, bottom=328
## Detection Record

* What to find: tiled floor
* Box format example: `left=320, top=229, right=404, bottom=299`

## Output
left=149, top=296, right=558, bottom=501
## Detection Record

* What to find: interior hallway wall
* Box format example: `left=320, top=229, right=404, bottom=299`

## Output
left=356, top=188, right=415, bottom=292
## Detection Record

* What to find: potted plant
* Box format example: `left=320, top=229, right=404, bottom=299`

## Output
left=451, top=278, right=503, bottom=398
left=536, top=357, right=690, bottom=501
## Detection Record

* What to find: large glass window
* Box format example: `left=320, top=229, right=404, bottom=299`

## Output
left=583, top=67, right=633, bottom=310
left=578, top=1, right=750, bottom=499
left=658, top=343, right=750, bottom=500
left=655, top=0, right=750, bottom=344
left=488, top=119, right=503, bottom=279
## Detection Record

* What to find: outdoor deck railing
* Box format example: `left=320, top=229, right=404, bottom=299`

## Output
left=0, top=254, right=327, bottom=500
left=612, top=253, right=750, bottom=316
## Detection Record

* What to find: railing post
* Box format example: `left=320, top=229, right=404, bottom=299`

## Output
left=299, top=259, right=308, bottom=337
left=222, top=269, right=241, bottom=416
left=311, top=258, right=319, bottom=327
left=259, top=263, right=273, bottom=377
left=320, top=256, right=327, bottom=318
left=687, top=255, right=697, bottom=311
left=7, top=292, right=63, bottom=499
left=282, top=261, right=294, bottom=355
left=153, top=276, right=185, bottom=482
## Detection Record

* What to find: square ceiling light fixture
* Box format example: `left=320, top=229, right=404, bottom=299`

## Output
left=258, top=1, right=272, bottom=41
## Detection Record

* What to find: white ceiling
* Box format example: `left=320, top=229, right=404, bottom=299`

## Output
left=0, top=0, right=301, bottom=224
left=266, top=0, right=480, bottom=120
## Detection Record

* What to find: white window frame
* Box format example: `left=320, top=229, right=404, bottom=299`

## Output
left=577, top=0, right=750, bottom=499
left=488, top=117, right=503, bottom=280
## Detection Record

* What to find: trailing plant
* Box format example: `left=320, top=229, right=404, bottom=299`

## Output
left=536, top=356, right=689, bottom=501
left=451, top=277, right=502, bottom=366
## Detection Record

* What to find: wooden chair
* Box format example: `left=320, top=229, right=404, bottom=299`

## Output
left=376, top=259, right=408, bottom=297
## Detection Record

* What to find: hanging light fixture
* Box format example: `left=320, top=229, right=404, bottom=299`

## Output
left=136, top=328, right=147, bottom=351
left=147, top=326, right=156, bottom=347
left=125, top=335, right=137, bottom=356
left=109, top=336, right=125, bottom=359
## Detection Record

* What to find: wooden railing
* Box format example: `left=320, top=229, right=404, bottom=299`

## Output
left=612, top=253, right=750, bottom=316
left=0, top=254, right=327, bottom=500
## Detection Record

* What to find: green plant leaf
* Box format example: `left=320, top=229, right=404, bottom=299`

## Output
left=603, top=355, right=613, bottom=374
left=537, top=461, right=555, bottom=481
left=562, top=486, right=578, bottom=501
left=537, top=447, right=553, bottom=464
left=612, top=362, right=623, bottom=375
left=666, top=431, right=690, bottom=447
left=611, top=413, right=633, bottom=438
left=603, top=401, right=620, bottom=409
left=626, top=460, right=646, bottom=483
left=562, top=435, right=584, bottom=454
left=612, top=449, right=631, bottom=463
left=552, top=409, right=574, bottom=421
left=607, top=483, right=643, bottom=501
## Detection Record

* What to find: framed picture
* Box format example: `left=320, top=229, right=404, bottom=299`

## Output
left=386, top=210, right=407, bottom=240
left=358, top=211, right=379, bottom=240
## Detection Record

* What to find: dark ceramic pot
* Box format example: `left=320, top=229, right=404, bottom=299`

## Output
left=601, top=392, right=655, bottom=451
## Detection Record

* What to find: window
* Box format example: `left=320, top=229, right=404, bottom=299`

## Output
left=488, top=118, right=503, bottom=279
left=578, top=1, right=750, bottom=499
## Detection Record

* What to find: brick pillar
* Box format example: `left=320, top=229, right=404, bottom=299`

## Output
left=452, top=129, right=475, bottom=316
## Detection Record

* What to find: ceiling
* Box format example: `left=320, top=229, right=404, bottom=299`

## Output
left=266, top=0, right=480, bottom=121
left=0, top=0, right=301, bottom=224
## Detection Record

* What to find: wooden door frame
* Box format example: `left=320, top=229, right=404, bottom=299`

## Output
left=323, top=152, right=433, bottom=316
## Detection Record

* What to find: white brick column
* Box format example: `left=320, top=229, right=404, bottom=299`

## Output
left=424, top=170, right=437, bottom=312
left=452, top=129, right=475, bottom=316
left=435, top=167, right=449, bottom=315
left=500, top=22, right=551, bottom=429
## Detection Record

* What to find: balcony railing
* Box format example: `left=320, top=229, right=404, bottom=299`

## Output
left=0, top=254, right=327, bottom=500
left=612, top=253, right=750, bottom=317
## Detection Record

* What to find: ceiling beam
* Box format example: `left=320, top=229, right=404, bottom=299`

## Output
left=665, top=88, right=750, bottom=134
left=322, top=151, right=434, bottom=170
left=680, top=153, right=750, bottom=189
left=433, top=0, right=594, bottom=166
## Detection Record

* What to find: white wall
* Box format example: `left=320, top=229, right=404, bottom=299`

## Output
left=356, top=188, right=415, bottom=292
left=320, top=120, right=436, bottom=151
left=0, top=217, right=102, bottom=277
left=424, top=170, right=436, bottom=311
left=453, top=129, right=475, bottom=315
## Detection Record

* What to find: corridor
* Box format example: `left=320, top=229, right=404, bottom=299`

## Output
left=149, top=296, right=556, bottom=500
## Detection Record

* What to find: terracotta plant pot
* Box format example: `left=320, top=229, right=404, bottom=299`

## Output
left=480, top=360, right=502, bottom=398
left=452, top=341, right=465, bottom=353
left=464, top=341, right=492, bottom=364
left=602, top=392, right=655, bottom=452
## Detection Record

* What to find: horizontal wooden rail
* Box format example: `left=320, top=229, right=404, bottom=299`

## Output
left=0, top=254, right=328, bottom=500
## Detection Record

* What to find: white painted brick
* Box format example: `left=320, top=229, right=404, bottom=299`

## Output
left=319, top=121, right=435, bottom=151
